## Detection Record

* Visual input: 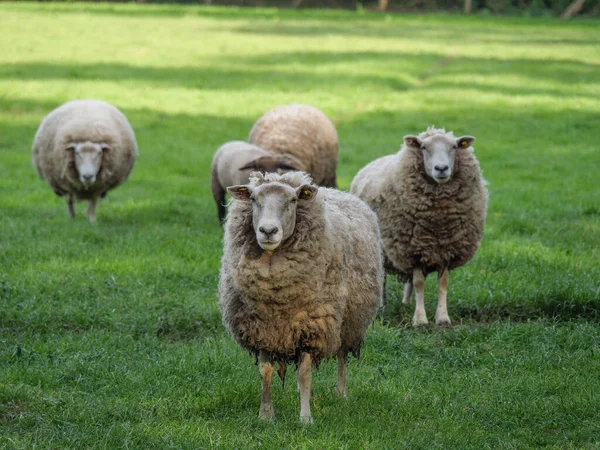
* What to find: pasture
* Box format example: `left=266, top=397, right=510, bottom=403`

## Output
left=1, top=3, right=599, bottom=448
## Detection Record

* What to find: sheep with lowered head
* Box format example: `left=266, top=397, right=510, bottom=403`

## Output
left=219, top=171, right=383, bottom=423
left=351, top=126, right=487, bottom=327
left=248, top=104, right=339, bottom=187
left=32, top=99, right=138, bottom=223
left=210, top=140, right=304, bottom=223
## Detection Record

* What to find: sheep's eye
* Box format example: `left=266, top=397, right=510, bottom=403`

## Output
left=101, top=146, right=110, bottom=152
left=290, top=198, right=298, bottom=204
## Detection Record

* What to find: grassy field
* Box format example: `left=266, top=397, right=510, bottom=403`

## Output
left=1, top=2, right=599, bottom=448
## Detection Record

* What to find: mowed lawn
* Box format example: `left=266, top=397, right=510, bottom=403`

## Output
left=1, top=3, right=599, bottom=448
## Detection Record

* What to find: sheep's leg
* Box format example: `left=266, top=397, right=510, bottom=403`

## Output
left=66, top=194, right=75, bottom=219
left=412, top=268, right=428, bottom=326
left=402, top=280, right=413, bottom=304
left=435, top=268, right=451, bottom=326
left=335, top=351, right=348, bottom=398
left=211, top=172, right=227, bottom=224
left=298, top=352, right=313, bottom=424
left=86, top=196, right=98, bottom=223
left=258, top=350, right=274, bottom=420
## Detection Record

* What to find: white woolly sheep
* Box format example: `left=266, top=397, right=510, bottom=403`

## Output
left=219, top=171, right=383, bottom=423
left=248, top=104, right=339, bottom=187
left=32, top=99, right=138, bottom=223
left=351, top=126, right=488, bottom=327
left=210, top=140, right=304, bottom=223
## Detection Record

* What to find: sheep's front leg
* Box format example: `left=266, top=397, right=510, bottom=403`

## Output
left=258, top=350, right=274, bottom=420
left=335, top=351, right=348, bottom=398
left=402, top=281, right=413, bottom=304
left=86, top=196, right=98, bottom=223
left=435, top=268, right=451, bottom=326
left=66, top=194, right=75, bottom=219
left=412, top=268, right=428, bottom=326
left=298, top=352, right=313, bottom=424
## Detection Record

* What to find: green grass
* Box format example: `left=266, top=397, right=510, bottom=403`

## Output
left=1, top=3, right=599, bottom=448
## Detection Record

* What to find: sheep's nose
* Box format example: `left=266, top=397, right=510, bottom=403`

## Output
left=259, top=225, right=279, bottom=236
left=435, top=165, right=449, bottom=172
left=82, top=174, right=94, bottom=182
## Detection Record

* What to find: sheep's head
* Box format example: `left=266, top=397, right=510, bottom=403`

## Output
left=238, top=155, right=302, bottom=175
left=228, top=180, right=317, bottom=252
left=404, top=132, right=475, bottom=184
left=66, top=141, right=109, bottom=186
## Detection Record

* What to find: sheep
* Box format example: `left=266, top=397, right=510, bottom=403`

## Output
left=219, top=171, right=383, bottom=423
left=210, top=140, right=304, bottom=223
left=350, top=126, right=488, bottom=327
left=32, top=99, right=138, bottom=223
left=248, top=104, right=339, bottom=188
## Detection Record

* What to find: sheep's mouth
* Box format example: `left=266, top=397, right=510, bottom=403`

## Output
left=434, top=175, right=450, bottom=184
left=258, top=240, right=281, bottom=251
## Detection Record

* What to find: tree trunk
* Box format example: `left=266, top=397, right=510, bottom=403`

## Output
left=464, top=0, right=472, bottom=14
left=561, top=0, right=586, bottom=18
left=377, top=0, right=388, bottom=11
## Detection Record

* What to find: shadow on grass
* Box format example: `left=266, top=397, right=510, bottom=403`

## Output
left=0, top=60, right=415, bottom=93
left=2, top=49, right=598, bottom=99
left=382, top=288, right=600, bottom=327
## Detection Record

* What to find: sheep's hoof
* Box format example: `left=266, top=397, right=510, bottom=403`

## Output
left=412, top=313, right=429, bottom=327
left=335, top=387, right=348, bottom=398
left=300, top=414, right=313, bottom=424
left=258, top=406, right=274, bottom=421
left=435, top=315, right=452, bottom=327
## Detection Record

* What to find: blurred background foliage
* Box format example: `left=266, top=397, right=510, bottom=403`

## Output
left=42, top=0, right=599, bottom=17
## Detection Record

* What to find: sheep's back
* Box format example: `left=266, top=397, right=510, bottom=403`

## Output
left=248, top=104, right=338, bottom=186
left=212, top=141, right=271, bottom=189
left=323, top=189, right=383, bottom=356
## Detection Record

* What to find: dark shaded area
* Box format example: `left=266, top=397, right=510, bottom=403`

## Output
left=382, top=294, right=600, bottom=327
left=14, top=0, right=600, bottom=17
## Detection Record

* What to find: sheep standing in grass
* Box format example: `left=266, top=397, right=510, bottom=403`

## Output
left=32, top=99, right=138, bottom=223
left=248, top=104, right=339, bottom=187
left=210, top=141, right=304, bottom=223
left=351, top=126, right=487, bottom=327
left=219, top=171, right=383, bottom=423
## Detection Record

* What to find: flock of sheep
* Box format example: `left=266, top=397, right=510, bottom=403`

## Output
left=31, top=99, right=488, bottom=423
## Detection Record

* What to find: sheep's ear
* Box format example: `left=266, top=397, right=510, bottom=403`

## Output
left=404, top=135, right=422, bottom=148
left=227, top=185, right=253, bottom=201
left=278, top=163, right=300, bottom=172
left=456, top=136, right=475, bottom=149
left=239, top=160, right=258, bottom=171
left=297, top=184, right=317, bottom=201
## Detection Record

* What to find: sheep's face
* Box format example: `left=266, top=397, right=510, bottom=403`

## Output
left=68, top=142, right=109, bottom=186
left=404, top=134, right=475, bottom=184
left=228, top=182, right=318, bottom=251
left=238, top=156, right=301, bottom=175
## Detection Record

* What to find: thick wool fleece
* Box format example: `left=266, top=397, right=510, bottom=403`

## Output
left=32, top=100, right=138, bottom=201
left=219, top=172, right=383, bottom=366
left=248, top=104, right=339, bottom=187
left=351, top=129, right=488, bottom=282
